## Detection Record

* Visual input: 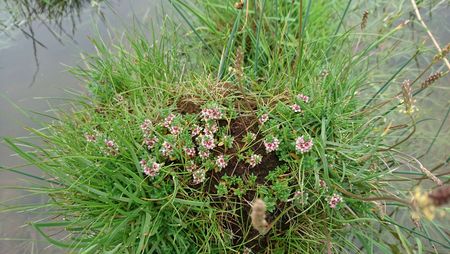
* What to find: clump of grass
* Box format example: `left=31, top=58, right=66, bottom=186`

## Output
left=3, top=0, right=450, bottom=253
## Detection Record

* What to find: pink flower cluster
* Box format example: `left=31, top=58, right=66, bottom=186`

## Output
left=104, top=139, right=119, bottom=156
left=199, top=149, right=210, bottom=159
left=297, top=94, right=310, bottom=103
left=185, top=161, right=197, bottom=172
left=203, top=123, right=218, bottom=135
left=259, top=114, right=269, bottom=125
left=85, top=133, right=96, bottom=142
left=216, top=155, right=228, bottom=169
left=247, top=154, right=262, bottom=168
left=144, top=136, right=158, bottom=150
left=140, top=159, right=162, bottom=177
left=169, top=125, right=182, bottom=135
left=140, top=119, right=152, bottom=136
left=291, top=104, right=302, bottom=113
left=319, top=179, right=327, bottom=190
left=163, top=114, right=175, bottom=128
left=264, top=137, right=280, bottom=153
left=328, top=193, right=342, bottom=208
left=160, top=141, right=173, bottom=157
left=201, top=108, right=222, bottom=121
left=295, top=136, right=313, bottom=153
left=192, top=168, right=206, bottom=184
left=201, top=135, right=216, bottom=150
left=184, top=147, right=196, bottom=158
left=191, top=125, right=202, bottom=137
left=135, top=97, right=319, bottom=186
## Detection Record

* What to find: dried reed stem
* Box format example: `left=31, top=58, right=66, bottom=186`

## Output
left=410, top=0, right=450, bottom=71
left=395, top=150, right=443, bottom=186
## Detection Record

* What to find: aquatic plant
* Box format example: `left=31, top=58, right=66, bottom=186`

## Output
left=2, top=0, right=449, bottom=253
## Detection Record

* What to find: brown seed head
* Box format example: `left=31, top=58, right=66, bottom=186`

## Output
left=234, top=1, right=244, bottom=9
left=250, top=198, right=269, bottom=235
left=428, top=185, right=450, bottom=206
left=234, top=47, right=244, bottom=83
left=433, top=43, right=450, bottom=62
left=361, top=10, right=369, bottom=30
left=401, top=80, right=416, bottom=115
left=421, top=71, right=443, bottom=89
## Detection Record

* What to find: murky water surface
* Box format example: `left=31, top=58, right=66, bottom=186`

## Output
left=0, top=0, right=166, bottom=252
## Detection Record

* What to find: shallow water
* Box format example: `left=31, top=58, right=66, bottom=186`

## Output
left=0, top=0, right=166, bottom=252
left=400, top=6, right=450, bottom=251
left=0, top=0, right=448, bottom=253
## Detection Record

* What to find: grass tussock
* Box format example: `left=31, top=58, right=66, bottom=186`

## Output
left=2, top=0, right=450, bottom=253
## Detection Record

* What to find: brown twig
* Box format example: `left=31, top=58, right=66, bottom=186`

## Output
left=410, top=0, right=450, bottom=71
left=393, top=150, right=444, bottom=186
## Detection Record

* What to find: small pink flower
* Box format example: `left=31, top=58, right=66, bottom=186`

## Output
left=297, top=94, right=310, bottom=103
left=163, top=114, right=175, bottom=128
left=105, top=140, right=114, bottom=147
left=216, top=155, right=228, bottom=169
left=291, top=104, right=302, bottom=113
left=264, top=137, right=280, bottom=153
left=85, top=133, right=96, bottom=142
left=247, top=154, right=262, bottom=168
left=140, top=119, right=152, bottom=134
left=186, top=162, right=197, bottom=172
left=104, top=139, right=119, bottom=156
left=143, top=166, right=151, bottom=176
left=201, top=108, right=223, bottom=121
left=287, top=190, right=303, bottom=202
left=201, top=135, right=216, bottom=150
left=259, top=114, right=269, bottom=124
left=169, top=125, right=182, bottom=135
left=192, top=169, right=206, bottom=184
left=151, top=162, right=162, bottom=173
left=204, top=123, right=218, bottom=136
left=184, top=147, right=196, bottom=158
left=160, top=141, right=173, bottom=157
left=199, top=149, right=210, bottom=159
left=328, top=193, right=342, bottom=209
left=142, top=160, right=162, bottom=177
left=295, top=136, right=313, bottom=153
left=144, top=137, right=158, bottom=149
left=319, top=179, right=327, bottom=188
left=191, top=125, right=203, bottom=137
left=144, top=136, right=159, bottom=150
left=163, top=141, right=172, bottom=149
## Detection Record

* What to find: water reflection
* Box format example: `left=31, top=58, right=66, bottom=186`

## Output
left=1, top=0, right=104, bottom=39
left=0, top=0, right=165, bottom=252
left=1, top=0, right=106, bottom=87
left=358, top=2, right=450, bottom=252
